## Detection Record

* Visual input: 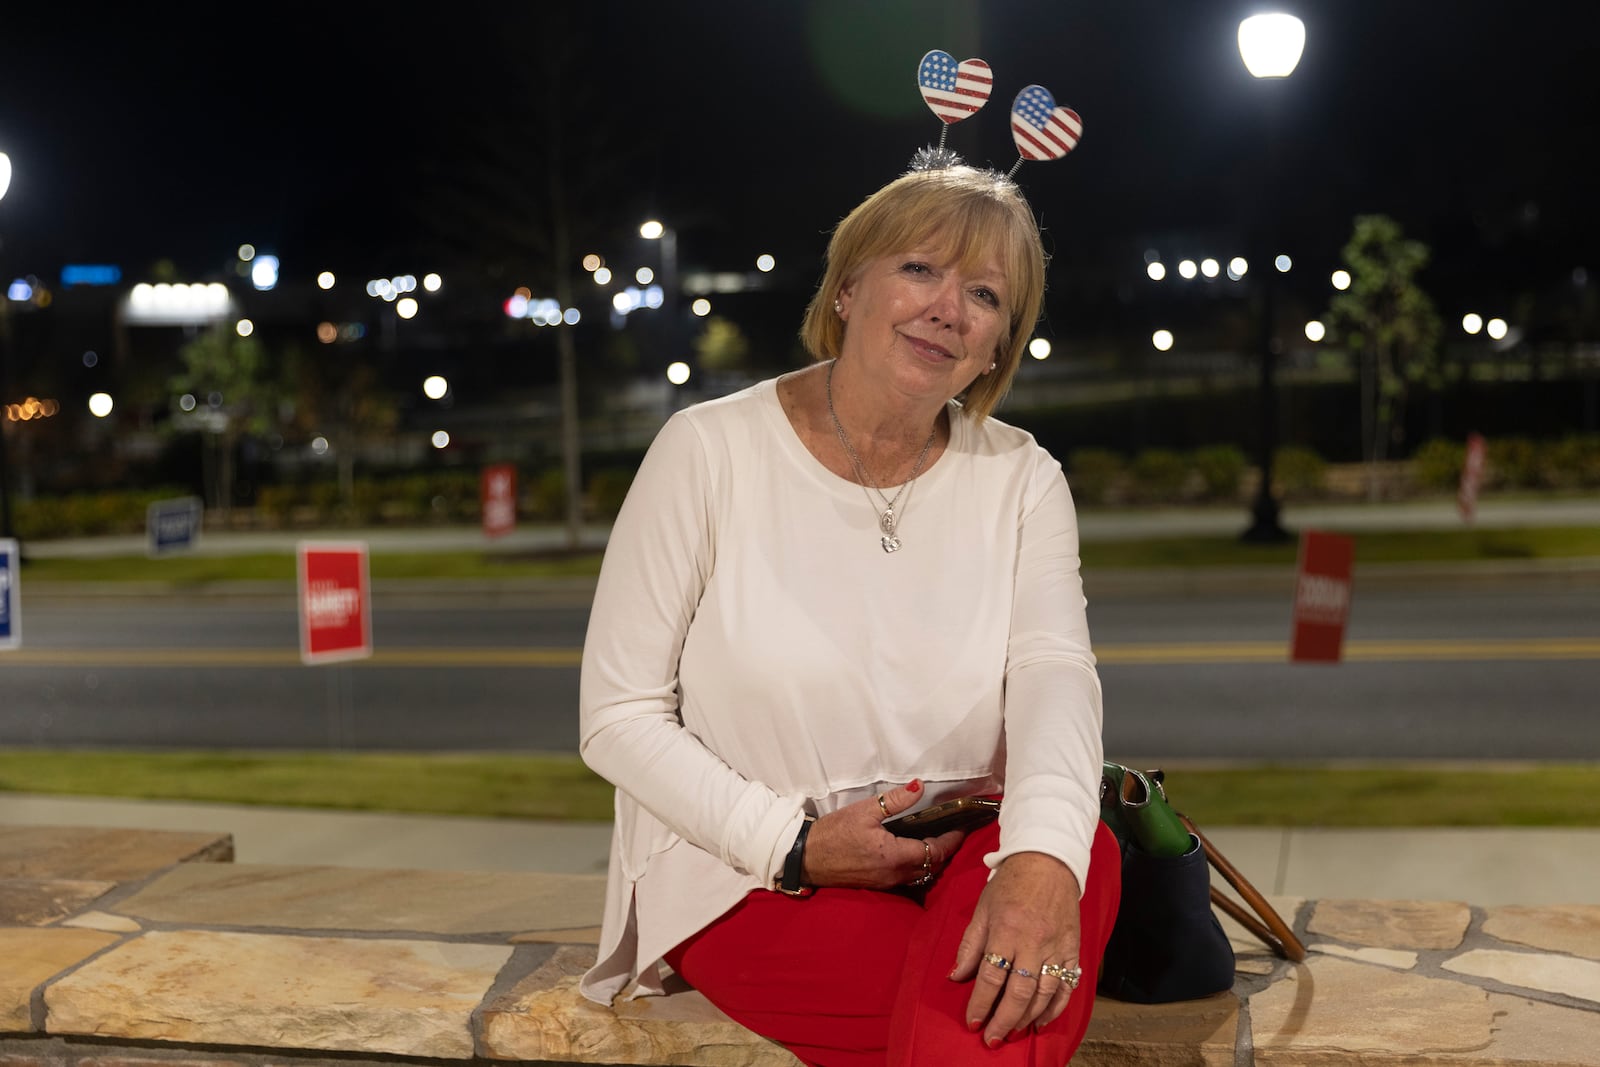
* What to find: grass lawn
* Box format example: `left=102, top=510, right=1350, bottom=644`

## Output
left=18, top=525, right=1600, bottom=585
left=3, top=750, right=1598, bottom=828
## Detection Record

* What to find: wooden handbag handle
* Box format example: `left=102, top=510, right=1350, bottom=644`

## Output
left=1179, top=814, right=1307, bottom=963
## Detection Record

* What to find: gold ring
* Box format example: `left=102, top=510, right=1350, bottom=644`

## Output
left=1041, top=963, right=1082, bottom=989
left=921, top=840, right=932, bottom=870
left=982, top=952, right=1011, bottom=971
left=877, top=794, right=890, bottom=817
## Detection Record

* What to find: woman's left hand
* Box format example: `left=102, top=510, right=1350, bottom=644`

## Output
left=949, top=851, right=1083, bottom=1048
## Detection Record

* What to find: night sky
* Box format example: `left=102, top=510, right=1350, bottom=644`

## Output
left=1, top=2, right=1596, bottom=314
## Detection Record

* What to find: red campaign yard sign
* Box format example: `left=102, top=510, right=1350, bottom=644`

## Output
left=298, top=542, right=372, bottom=664
left=1458, top=432, right=1487, bottom=522
left=1290, top=530, right=1354, bottom=663
left=481, top=463, right=517, bottom=540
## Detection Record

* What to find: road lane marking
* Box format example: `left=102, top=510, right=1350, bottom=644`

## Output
left=2, top=638, right=1599, bottom=667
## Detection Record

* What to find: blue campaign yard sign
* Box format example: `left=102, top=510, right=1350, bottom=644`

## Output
left=147, top=497, right=204, bottom=556
left=0, top=538, right=18, bottom=650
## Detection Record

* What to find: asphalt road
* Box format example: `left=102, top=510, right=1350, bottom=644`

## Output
left=3, top=579, right=1596, bottom=759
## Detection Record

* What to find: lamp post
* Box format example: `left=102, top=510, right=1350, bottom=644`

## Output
left=1237, top=14, right=1304, bottom=544
left=0, top=150, right=14, bottom=545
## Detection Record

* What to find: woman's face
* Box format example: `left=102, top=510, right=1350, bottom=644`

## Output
left=837, top=244, right=1009, bottom=406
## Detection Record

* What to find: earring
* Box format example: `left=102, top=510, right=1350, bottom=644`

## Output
left=834, top=300, right=843, bottom=315
left=987, top=362, right=997, bottom=372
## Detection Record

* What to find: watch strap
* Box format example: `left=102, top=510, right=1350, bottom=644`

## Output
left=774, top=815, right=816, bottom=896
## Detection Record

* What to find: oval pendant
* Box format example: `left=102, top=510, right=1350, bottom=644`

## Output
left=879, top=508, right=896, bottom=536
left=881, top=534, right=902, bottom=553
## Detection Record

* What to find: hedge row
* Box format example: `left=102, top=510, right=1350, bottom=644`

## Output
left=11, top=435, right=1597, bottom=539
left=1063, top=434, right=1600, bottom=506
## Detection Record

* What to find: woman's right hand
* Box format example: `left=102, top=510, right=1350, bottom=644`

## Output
left=799, top=780, right=967, bottom=890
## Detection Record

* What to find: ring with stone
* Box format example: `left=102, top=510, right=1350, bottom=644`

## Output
left=982, top=953, right=1011, bottom=972
left=1012, top=966, right=1036, bottom=979
left=1041, top=962, right=1082, bottom=989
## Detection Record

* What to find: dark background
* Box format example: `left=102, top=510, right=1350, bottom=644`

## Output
left=2, top=2, right=1593, bottom=295
left=0, top=2, right=1596, bottom=480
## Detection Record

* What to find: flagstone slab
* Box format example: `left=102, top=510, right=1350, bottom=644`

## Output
left=1309, top=942, right=1419, bottom=970
left=111, top=864, right=605, bottom=936
left=1442, top=949, right=1600, bottom=1006
left=0, top=878, right=115, bottom=926
left=44, top=929, right=511, bottom=1059
left=0, top=927, right=121, bottom=1030
left=1079, top=993, right=1239, bottom=1067
left=1484, top=904, right=1600, bottom=962
left=1308, top=897, right=1471, bottom=950
left=60, top=909, right=143, bottom=933
left=1466, top=992, right=1600, bottom=1066
left=0, top=827, right=233, bottom=882
left=1251, top=957, right=1490, bottom=1058
left=479, top=944, right=800, bottom=1066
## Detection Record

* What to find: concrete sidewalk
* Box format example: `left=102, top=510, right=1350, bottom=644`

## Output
left=4, top=792, right=1599, bottom=908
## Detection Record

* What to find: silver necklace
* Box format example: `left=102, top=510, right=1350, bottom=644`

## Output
left=825, top=360, right=938, bottom=553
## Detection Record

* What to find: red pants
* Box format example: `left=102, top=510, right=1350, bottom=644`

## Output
left=665, top=819, right=1122, bottom=1067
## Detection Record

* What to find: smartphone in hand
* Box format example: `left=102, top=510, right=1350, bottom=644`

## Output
left=883, top=796, right=1000, bottom=838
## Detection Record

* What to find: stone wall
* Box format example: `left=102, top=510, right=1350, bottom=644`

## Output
left=4, top=825, right=1599, bottom=1066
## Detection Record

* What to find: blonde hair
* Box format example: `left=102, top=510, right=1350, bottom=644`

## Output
left=798, top=166, right=1046, bottom=420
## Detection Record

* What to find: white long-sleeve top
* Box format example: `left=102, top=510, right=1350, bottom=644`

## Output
left=577, top=377, right=1104, bottom=1005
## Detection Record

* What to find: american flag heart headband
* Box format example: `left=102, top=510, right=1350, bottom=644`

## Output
left=914, top=49, right=1084, bottom=179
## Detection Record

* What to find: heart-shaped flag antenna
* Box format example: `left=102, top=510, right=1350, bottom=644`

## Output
left=1008, top=84, right=1083, bottom=177
left=916, top=50, right=993, bottom=164
left=918, top=50, right=993, bottom=124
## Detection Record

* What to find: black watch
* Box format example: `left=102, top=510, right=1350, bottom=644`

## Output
left=774, top=815, right=816, bottom=896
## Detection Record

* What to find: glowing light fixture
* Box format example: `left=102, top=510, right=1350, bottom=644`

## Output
left=423, top=375, right=449, bottom=400
left=666, top=361, right=691, bottom=385
left=1305, top=320, right=1326, bottom=342
left=1331, top=269, right=1351, bottom=290
left=1462, top=313, right=1483, bottom=334
left=1487, top=317, right=1508, bottom=340
left=1147, top=262, right=1166, bottom=281
left=1238, top=13, right=1306, bottom=79
left=88, top=392, right=114, bottom=418
left=1028, top=338, right=1052, bottom=360
left=1178, top=259, right=1198, bottom=280
left=1152, top=330, right=1175, bottom=352
left=640, top=220, right=665, bottom=240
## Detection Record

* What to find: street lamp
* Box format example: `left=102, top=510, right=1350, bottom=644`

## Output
left=1237, top=13, right=1304, bottom=544
left=0, top=150, right=14, bottom=545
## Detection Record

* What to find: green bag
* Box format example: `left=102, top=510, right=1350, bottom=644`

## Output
left=1099, top=762, right=1192, bottom=857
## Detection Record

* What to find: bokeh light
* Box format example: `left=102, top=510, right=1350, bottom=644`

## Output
left=88, top=392, right=114, bottom=417
left=666, top=361, right=691, bottom=385
left=1029, top=337, right=1052, bottom=360
left=1152, top=330, right=1174, bottom=351
left=423, top=375, right=449, bottom=400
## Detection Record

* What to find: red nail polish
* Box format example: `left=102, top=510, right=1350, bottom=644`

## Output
left=908, top=778, right=922, bottom=793
left=987, top=1037, right=1002, bottom=1049
left=967, top=1018, right=982, bottom=1033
